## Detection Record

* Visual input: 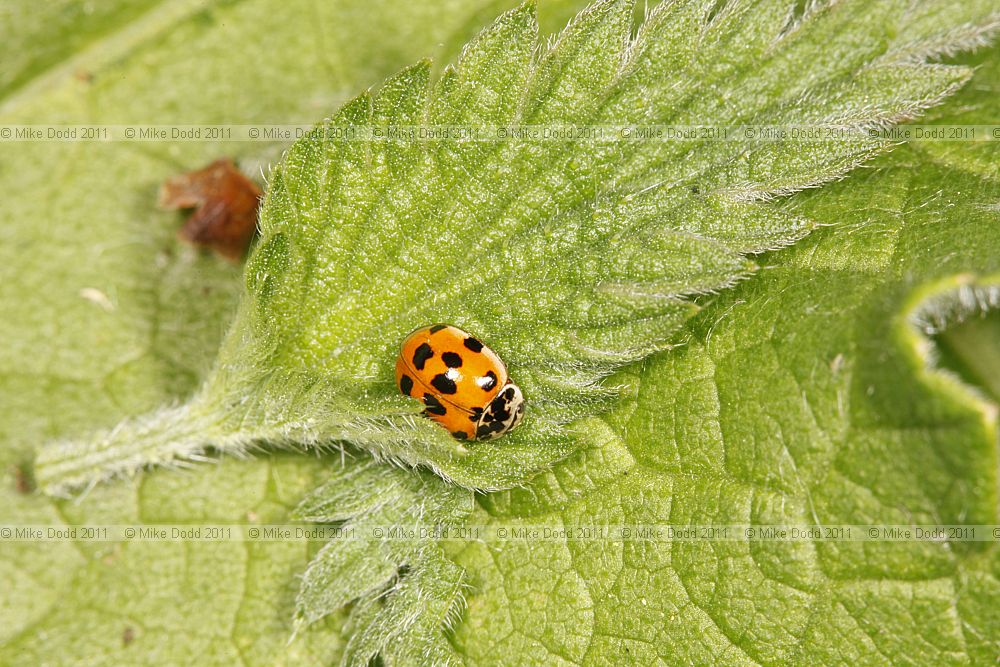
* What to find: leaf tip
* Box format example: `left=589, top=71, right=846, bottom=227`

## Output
left=412, top=57, right=433, bottom=74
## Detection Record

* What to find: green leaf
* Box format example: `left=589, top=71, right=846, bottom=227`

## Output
left=1, top=1, right=577, bottom=664
left=7, top=1, right=1000, bottom=666
left=449, top=60, right=1000, bottom=665
left=35, top=0, right=999, bottom=498
left=292, top=463, right=472, bottom=666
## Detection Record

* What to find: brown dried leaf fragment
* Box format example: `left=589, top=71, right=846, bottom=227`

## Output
left=158, top=158, right=262, bottom=261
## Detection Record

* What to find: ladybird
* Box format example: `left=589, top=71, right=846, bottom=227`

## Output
left=395, top=324, right=525, bottom=441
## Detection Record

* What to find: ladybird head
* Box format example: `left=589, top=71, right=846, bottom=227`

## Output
left=475, top=382, right=525, bottom=441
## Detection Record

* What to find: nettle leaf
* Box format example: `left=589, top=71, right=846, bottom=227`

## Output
left=36, top=0, right=1000, bottom=497
left=454, top=147, right=1000, bottom=663
left=25, top=1, right=1000, bottom=663
left=1, top=1, right=580, bottom=665
left=459, top=39, right=1000, bottom=665
left=455, top=41, right=1000, bottom=663
left=292, top=461, right=473, bottom=665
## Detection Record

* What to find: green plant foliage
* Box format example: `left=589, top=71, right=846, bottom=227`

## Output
left=292, top=462, right=473, bottom=665
left=3, top=0, right=1000, bottom=665
left=36, top=0, right=999, bottom=496
left=0, top=1, right=581, bottom=664
left=448, top=141, right=1000, bottom=664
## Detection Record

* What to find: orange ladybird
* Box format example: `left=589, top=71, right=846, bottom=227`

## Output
left=395, top=324, right=525, bottom=441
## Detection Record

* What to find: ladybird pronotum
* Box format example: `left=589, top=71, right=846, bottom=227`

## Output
left=395, top=324, right=525, bottom=441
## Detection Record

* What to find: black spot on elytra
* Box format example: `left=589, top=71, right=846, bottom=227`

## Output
left=429, top=324, right=448, bottom=333
left=463, top=337, right=484, bottom=353
left=422, top=394, right=447, bottom=416
left=478, top=371, right=497, bottom=391
left=451, top=430, right=469, bottom=441
left=470, top=406, right=484, bottom=421
left=442, top=351, right=463, bottom=368
left=431, top=373, right=457, bottom=395
left=399, top=374, right=414, bottom=395
left=412, top=342, right=433, bottom=370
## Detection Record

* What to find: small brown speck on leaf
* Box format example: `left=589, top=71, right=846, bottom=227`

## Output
left=101, top=546, right=122, bottom=565
left=158, top=158, right=262, bottom=261
left=122, top=626, right=135, bottom=647
left=11, top=464, right=33, bottom=494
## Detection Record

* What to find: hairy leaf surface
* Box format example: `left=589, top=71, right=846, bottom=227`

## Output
left=0, top=1, right=564, bottom=664
left=36, top=0, right=999, bottom=495
left=450, top=107, right=1000, bottom=667
left=5, top=0, right=1000, bottom=665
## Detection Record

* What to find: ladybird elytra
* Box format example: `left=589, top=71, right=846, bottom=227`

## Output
left=395, top=324, right=525, bottom=441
